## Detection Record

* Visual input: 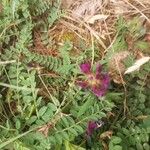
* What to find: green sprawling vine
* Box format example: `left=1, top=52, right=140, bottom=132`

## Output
left=0, top=0, right=150, bottom=150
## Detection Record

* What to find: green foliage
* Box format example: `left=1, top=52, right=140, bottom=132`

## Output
left=109, top=136, right=122, bottom=150
left=0, top=1, right=114, bottom=149
left=0, top=1, right=149, bottom=150
left=24, top=50, right=62, bottom=71
left=56, top=41, right=75, bottom=75
left=105, top=17, right=150, bottom=150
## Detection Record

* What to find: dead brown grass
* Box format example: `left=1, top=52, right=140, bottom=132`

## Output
left=32, top=0, right=150, bottom=60
left=59, top=0, right=150, bottom=50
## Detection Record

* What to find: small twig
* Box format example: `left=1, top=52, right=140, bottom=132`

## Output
left=134, top=0, right=146, bottom=8
left=0, top=82, right=39, bottom=92
left=0, top=60, right=16, bottom=65
left=124, top=0, right=150, bottom=23
left=91, top=33, right=95, bottom=66
left=38, top=75, right=59, bottom=106
left=83, top=23, right=106, bottom=49
left=114, top=58, right=128, bottom=116
left=103, top=18, right=129, bottom=116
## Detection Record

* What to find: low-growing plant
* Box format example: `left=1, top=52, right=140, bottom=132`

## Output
left=0, top=0, right=149, bottom=150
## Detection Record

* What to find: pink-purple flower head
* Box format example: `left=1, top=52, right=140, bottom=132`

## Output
left=77, top=62, right=110, bottom=97
left=86, top=120, right=104, bottom=137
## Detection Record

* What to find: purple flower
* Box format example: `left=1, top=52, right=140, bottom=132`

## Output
left=80, top=63, right=91, bottom=74
left=86, top=120, right=104, bottom=136
left=86, top=121, right=98, bottom=136
left=77, top=62, right=110, bottom=97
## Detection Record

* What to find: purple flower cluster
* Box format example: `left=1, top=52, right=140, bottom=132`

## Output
left=77, top=62, right=110, bottom=97
left=86, top=120, right=104, bottom=137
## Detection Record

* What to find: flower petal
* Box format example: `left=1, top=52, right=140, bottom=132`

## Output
left=86, top=121, right=98, bottom=136
left=80, top=63, right=91, bottom=74
left=92, top=74, right=109, bottom=97
left=76, top=80, right=89, bottom=89
left=91, top=85, right=106, bottom=97
left=102, top=74, right=110, bottom=89
left=96, top=63, right=102, bottom=73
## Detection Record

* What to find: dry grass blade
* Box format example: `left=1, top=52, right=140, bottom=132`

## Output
left=70, top=0, right=103, bottom=20
left=37, top=124, right=50, bottom=137
left=125, top=56, right=150, bottom=74
left=134, top=0, right=146, bottom=8
left=0, top=60, right=16, bottom=65
left=86, top=14, right=108, bottom=24
left=60, top=20, right=86, bottom=41
left=110, top=0, right=131, bottom=15
left=123, top=0, right=150, bottom=23
left=109, top=51, right=130, bottom=84
left=83, top=22, right=107, bottom=49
